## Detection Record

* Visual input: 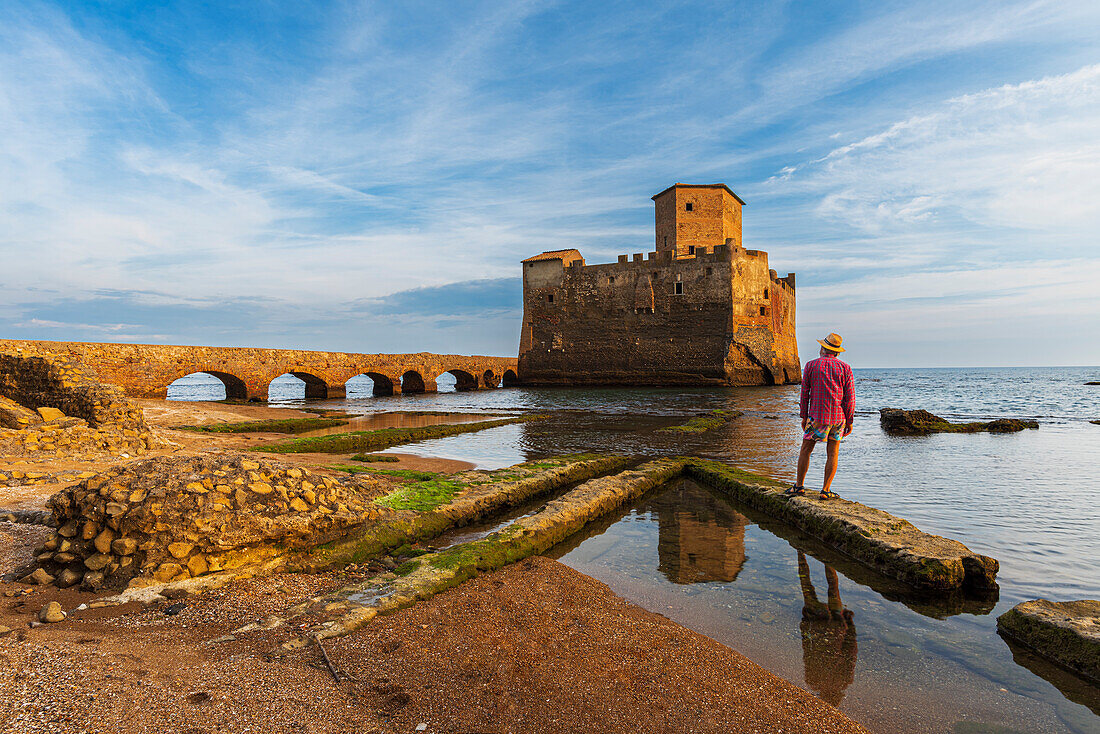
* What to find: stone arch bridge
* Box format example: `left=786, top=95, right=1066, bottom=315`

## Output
left=0, top=340, right=518, bottom=401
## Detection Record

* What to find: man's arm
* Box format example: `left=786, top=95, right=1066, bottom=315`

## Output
left=800, top=363, right=811, bottom=428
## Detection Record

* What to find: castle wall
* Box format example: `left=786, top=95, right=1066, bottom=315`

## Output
left=518, top=245, right=799, bottom=386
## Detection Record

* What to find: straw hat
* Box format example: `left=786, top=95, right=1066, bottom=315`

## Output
left=817, top=333, right=845, bottom=353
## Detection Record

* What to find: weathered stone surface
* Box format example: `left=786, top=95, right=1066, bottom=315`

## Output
left=518, top=185, right=799, bottom=387
left=36, top=406, right=65, bottom=422
left=0, top=395, right=42, bottom=429
left=0, top=339, right=516, bottom=400
left=56, top=567, right=83, bottom=588
left=879, top=408, right=1039, bottom=435
left=111, top=537, right=137, bottom=556
left=20, top=567, right=55, bottom=585
left=39, top=452, right=389, bottom=589
left=998, top=599, right=1100, bottom=683
left=684, top=459, right=999, bottom=592
left=38, top=601, right=65, bottom=623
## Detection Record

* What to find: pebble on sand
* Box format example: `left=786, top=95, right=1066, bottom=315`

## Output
left=38, top=601, right=66, bottom=623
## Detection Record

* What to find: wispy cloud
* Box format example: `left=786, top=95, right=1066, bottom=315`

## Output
left=0, top=1, right=1097, bottom=364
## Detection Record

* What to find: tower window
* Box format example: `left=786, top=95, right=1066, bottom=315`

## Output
left=674, top=282, right=683, bottom=295
left=759, top=306, right=767, bottom=316
left=763, top=288, right=769, bottom=299
left=608, top=276, right=615, bottom=284
left=663, top=236, right=668, bottom=247
left=688, top=246, right=695, bottom=255
left=685, top=202, right=693, bottom=211
left=547, top=294, right=554, bottom=303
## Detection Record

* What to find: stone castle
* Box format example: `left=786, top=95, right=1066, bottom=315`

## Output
left=518, top=183, right=800, bottom=386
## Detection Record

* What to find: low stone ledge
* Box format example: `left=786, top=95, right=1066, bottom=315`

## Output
left=997, top=599, right=1100, bottom=684
left=880, top=408, right=1038, bottom=435
left=296, top=454, right=635, bottom=571
left=272, top=457, right=688, bottom=645
left=684, top=459, right=999, bottom=592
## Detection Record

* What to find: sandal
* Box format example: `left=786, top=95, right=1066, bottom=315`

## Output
left=785, top=485, right=806, bottom=496
left=819, top=489, right=840, bottom=500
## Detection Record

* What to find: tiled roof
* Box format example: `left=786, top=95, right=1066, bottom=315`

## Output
left=651, top=183, right=746, bottom=205
left=521, top=249, right=583, bottom=263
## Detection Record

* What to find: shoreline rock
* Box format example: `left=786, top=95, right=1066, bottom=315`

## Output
left=997, top=599, right=1100, bottom=684
left=879, top=408, right=1038, bottom=435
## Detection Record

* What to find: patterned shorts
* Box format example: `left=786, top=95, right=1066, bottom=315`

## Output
left=804, top=420, right=848, bottom=442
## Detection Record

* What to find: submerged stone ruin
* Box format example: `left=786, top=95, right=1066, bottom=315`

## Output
left=879, top=408, right=1039, bottom=435
left=998, top=599, right=1100, bottom=684
left=0, top=351, right=152, bottom=461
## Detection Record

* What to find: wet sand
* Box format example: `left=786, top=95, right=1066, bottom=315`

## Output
left=0, top=557, right=865, bottom=734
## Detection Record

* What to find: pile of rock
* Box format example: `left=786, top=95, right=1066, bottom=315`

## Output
left=0, top=352, right=152, bottom=458
left=27, top=453, right=387, bottom=590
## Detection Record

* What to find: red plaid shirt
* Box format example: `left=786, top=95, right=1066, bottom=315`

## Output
left=799, top=354, right=854, bottom=425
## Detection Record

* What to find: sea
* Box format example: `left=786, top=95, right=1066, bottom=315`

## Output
left=169, top=366, right=1100, bottom=733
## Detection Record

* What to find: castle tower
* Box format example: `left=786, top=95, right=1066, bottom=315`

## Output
left=652, top=183, right=745, bottom=257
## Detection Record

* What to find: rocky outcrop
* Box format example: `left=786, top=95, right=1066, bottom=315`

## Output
left=879, top=408, right=1038, bottom=436
left=0, top=352, right=152, bottom=458
left=997, top=599, right=1100, bottom=683
left=32, top=453, right=388, bottom=590
left=684, top=459, right=999, bottom=592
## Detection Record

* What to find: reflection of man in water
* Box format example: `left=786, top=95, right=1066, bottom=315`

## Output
left=797, top=551, right=857, bottom=707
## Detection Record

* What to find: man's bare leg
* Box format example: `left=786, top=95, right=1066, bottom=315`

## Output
left=822, top=438, right=840, bottom=493
left=796, top=438, right=816, bottom=487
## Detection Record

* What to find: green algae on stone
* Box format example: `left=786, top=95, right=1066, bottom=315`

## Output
left=253, top=415, right=542, bottom=454
left=287, top=458, right=686, bottom=644
left=333, top=466, right=440, bottom=483
left=297, top=454, right=635, bottom=572
left=657, top=409, right=742, bottom=433
left=349, top=453, right=400, bottom=463
left=177, top=417, right=350, bottom=434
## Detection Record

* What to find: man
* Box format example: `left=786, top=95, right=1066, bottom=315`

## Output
left=788, top=332, right=854, bottom=500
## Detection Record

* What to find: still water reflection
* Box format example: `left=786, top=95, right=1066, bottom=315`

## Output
left=550, top=478, right=1098, bottom=734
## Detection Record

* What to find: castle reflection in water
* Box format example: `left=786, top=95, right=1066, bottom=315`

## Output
left=653, top=480, right=857, bottom=706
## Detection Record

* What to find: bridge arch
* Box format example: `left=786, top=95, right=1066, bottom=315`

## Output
left=502, top=369, right=519, bottom=387
left=401, top=370, right=429, bottom=394
left=444, top=369, right=478, bottom=392
left=167, top=370, right=248, bottom=401
left=482, top=369, right=500, bottom=388
left=268, top=371, right=330, bottom=400
left=347, top=372, right=398, bottom=397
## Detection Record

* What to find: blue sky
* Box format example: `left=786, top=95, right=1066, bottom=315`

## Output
left=2, top=0, right=1098, bottom=367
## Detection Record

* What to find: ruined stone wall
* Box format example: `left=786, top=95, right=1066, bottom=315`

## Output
left=518, top=245, right=800, bottom=386
left=0, top=352, right=151, bottom=459
left=31, top=453, right=384, bottom=590
left=0, top=340, right=517, bottom=401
